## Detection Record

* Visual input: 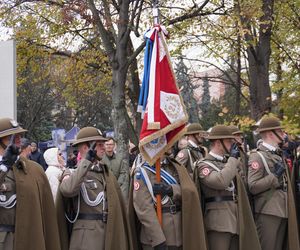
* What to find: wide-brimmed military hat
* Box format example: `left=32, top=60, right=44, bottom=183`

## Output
left=207, top=125, right=235, bottom=140
left=0, top=118, right=27, bottom=139
left=185, top=123, right=206, bottom=135
left=257, top=117, right=283, bottom=132
left=228, top=125, right=243, bottom=135
left=72, top=127, right=108, bottom=146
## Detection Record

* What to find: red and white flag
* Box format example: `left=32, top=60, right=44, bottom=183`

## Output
left=139, top=26, right=188, bottom=165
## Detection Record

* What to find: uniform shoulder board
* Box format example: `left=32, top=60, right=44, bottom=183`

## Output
left=194, top=159, right=207, bottom=167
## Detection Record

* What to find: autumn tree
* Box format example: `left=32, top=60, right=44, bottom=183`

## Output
left=0, top=0, right=228, bottom=159
left=175, top=56, right=199, bottom=123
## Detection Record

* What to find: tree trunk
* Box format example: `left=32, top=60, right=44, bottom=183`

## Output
left=246, top=0, right=274, bottom=120
left=235, top=31, right=241, bottom=115
left=111, top=63, right=130, bottom=159
left=127, top=40, right=142, bottom=143
left=247, top=46, right=272, bottom=120
left=275, top=59, right=284, bottom=119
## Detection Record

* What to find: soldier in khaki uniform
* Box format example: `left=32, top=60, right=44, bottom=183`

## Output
left=129, top=153, right=207, bottom=250
left=59, top=127, right=131, bottom=250
left=175, top=123, right=207, bottom=176
left=102, top=137, right=129, bottom=199
left=248, top=117, right=299, bottom=250
left=0, top=118, right=61, bottom=250
left=194, top=125, right=260, bottom=250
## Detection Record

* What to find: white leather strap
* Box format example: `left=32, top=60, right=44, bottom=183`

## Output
left=256, top=151, right=272, bottom=175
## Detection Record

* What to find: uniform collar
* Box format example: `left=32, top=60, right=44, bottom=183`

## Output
left=209, top=151, right=224, bottom=161
left=188, top=140, right=198, bottom=148
left=262, top=141, right=277, bottom=152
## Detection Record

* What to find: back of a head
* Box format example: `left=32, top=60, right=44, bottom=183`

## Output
left=20, top=138, right=31, bottom=150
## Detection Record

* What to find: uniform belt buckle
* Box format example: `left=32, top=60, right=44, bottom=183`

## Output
left=170, top=204, right=177, bottom=214
left=215, top=196, right=222, bottom=202
left=102, top=211, right=108, bottom=223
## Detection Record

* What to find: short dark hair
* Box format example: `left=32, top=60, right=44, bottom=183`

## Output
left=21, top=138, right=31, bottom=150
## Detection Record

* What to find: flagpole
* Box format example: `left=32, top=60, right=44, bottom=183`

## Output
left=153, top=0, right=160, bottom=25
left=155, top=160, right=163, bottom=225
left=152, top=0, right=163, bottom=226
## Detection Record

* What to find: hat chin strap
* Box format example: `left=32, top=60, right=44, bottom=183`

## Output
left=271, top=130, right=284, bottom=148
left=220, top=139, right=230, bottom=159
left=192, top=134, right=202, bottom=146
left=0, top=140, right=7, bottom=150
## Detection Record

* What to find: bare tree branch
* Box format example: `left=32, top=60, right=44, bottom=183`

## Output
left=127, top=40, right=146, bottom=68
left=88, top=0, right=116, bottom=59
left=183, top=57, right=250, bottom=102
left=166, top=0, right=226, bottom=26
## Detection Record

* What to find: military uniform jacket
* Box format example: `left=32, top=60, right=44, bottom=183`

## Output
left=175, top=141, right=205, bottom=174
left=194, top=154, right=261, bottom=250
left=195, top=154, right=239, bottom=234
left=248, top=143, right=300, bottom=249
left=0, top=167, right=16, bottom=249
left=0, top=157, right=61, bottom=250
left=248, top=144, right=287, bottom=217
left=132, top=160, right=182, bottom=247
left=102, top=153, right=129, bottom=199
left=128, top=157, right=207, bottom=250
left=59, top=159, right=132, bottom=250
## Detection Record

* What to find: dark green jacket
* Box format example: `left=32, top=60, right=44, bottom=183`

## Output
left=102, top=153, right=129, bottom=199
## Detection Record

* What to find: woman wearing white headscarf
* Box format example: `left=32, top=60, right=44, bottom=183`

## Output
left=44, top=147, right=65, bottom=203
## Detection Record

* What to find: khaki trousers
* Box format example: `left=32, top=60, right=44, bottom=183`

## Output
left=207, top=231, right=239, bottom=250
left=255, top=213, right=287, bottom=250
left=0, top=232, right=13, bottom=250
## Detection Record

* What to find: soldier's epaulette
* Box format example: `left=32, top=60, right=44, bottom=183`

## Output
left=194, top=159, right=208, bottom=167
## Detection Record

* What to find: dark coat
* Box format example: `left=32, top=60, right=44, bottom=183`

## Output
left=29, top=150, right=48, bottom=170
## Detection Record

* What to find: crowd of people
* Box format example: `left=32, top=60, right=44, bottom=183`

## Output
left=0, top=116, right=300, bottom=250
